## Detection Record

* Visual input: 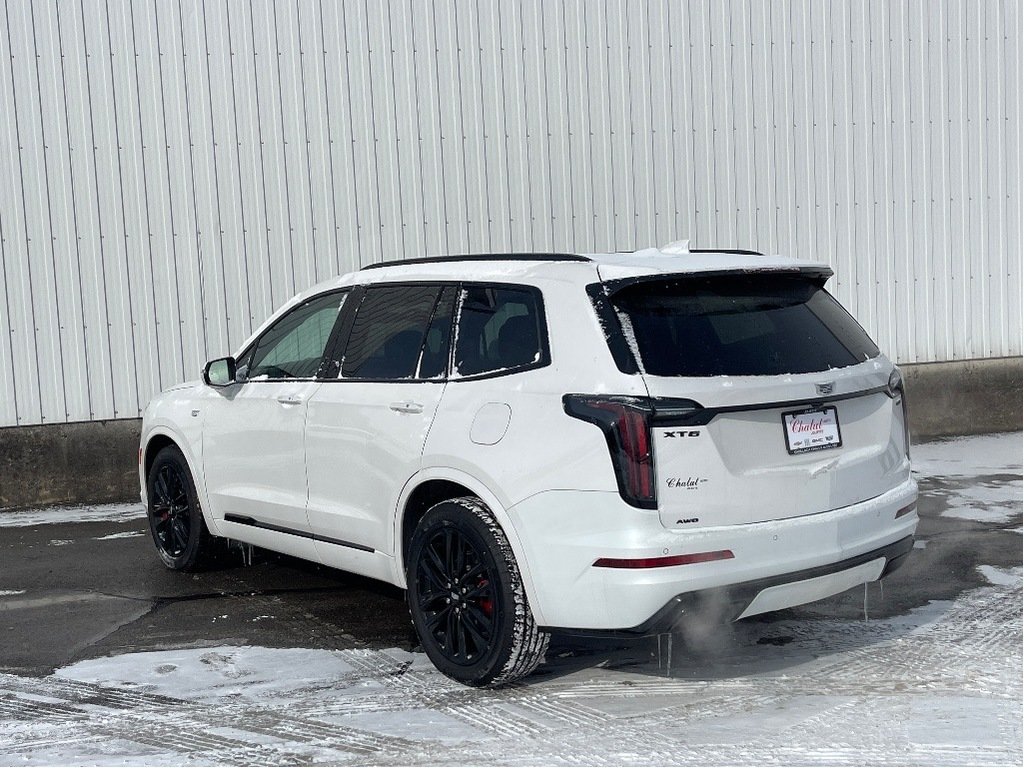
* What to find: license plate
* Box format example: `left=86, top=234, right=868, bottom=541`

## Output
left=782, top=406, right=842, bottom=454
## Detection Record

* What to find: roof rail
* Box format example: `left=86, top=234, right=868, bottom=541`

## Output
left=689, top=248, right=764, bottom=256
left=360, top=253, right=591, bottom=270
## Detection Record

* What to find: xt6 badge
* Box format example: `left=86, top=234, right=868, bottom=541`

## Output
left=663, top=430, right=701, bottom=438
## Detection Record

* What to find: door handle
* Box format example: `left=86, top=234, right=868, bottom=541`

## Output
left=389, top=401, right=424, bottom=414
left=276, top=394, right=304, bottom=405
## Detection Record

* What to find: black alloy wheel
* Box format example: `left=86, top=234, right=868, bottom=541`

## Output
left=146, top=444, right=224, bottom=571
left=151, top=461, right=191, bottom=559
left=407, top=497, right=549, bottom=686
left=416, top=526, right=498, bottom=665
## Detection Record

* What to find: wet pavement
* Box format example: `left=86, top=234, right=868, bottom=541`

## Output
left=0, top=433, right=1020, bottom=765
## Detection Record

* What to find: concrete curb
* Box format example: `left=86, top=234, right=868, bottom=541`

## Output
left=903, top=357, right=1022, bottom=441
left=0, top=419, right=142, bottom=509
left=1, top=357, right=1020, bottom=509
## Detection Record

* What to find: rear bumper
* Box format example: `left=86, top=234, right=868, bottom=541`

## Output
left=508, top=477, right=918, bottom=630
left=565, top=535, right=913, bottom=636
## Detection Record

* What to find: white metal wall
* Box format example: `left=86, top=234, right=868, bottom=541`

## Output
left=0, top=0, right=1020, bottom=428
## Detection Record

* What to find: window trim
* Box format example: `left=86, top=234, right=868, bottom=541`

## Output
left=449, top=281, right=551, bottom=382
left=235, top=288, right=352, bottom=383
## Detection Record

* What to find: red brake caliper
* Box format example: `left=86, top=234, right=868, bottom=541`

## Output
left=477, top=578, right=493, bottom=618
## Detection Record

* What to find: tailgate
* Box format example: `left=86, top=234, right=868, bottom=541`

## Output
left=650, top=381, right=907, bottom=529
left=596, top=268, right=910, bottom=528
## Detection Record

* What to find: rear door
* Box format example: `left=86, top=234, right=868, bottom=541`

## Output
left=604, top=271, right=909, bottom=530
left=304, top=284, right=455, bottom=564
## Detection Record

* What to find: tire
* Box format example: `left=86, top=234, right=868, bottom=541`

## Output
left=406, top=496, right=549, bottom=687
left=146, top=444, right=224, bottom=571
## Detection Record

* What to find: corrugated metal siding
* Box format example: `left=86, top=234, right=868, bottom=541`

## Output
left=0, top=0, right=1019, bottom=427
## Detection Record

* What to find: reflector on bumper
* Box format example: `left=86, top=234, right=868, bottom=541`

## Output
left=593, top=550, right=734, bottom=569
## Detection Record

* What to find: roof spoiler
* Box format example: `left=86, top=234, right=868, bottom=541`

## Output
left=599, top=265, right=835, bottom=296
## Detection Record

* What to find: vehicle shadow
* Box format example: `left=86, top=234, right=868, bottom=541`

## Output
left=531, top=589, right=942, bottom=685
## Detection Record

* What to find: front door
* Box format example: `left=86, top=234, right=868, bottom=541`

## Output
left=202, top=290, right=349, bottom=543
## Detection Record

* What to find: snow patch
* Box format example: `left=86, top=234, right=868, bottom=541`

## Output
left=0, top=589, right=26, bottom=596
left=0, top=502, right=146, bottom=528
left=92, top=530, right=146, bottom=541
left=325, top=708, right=485, bottom=744
left=56, top=646, right=357, bottom=705
left=913, top=432, right=1023, bottom=478
left=977, top=565, right=1022, bottom=586
left=938, top=478, right=1023, bottom=524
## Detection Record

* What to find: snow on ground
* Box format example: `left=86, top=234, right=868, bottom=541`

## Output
left=914, top=432, right=1023, bottom=525
left=91, top=530, right=146, bottom=541
left=0, top=502, right=145, bottom=528
left=0, top=576, right=1020, bottom=766
left=911, top=432, right=1022, bottom=477
left=977, top=565, right=1022, bottom=586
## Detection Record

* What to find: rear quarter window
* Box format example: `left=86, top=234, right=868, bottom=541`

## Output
left=608, top=274, right=880, bottom=376
left=453, top=285, right=548, bottom=378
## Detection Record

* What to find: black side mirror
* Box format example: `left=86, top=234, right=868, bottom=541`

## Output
left=203, top=356, right=237, bottom=387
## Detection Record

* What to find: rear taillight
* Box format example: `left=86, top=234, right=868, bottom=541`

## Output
left=563, top=395, right=656, bottom=509
left=887, top=367, right=911, bottom=458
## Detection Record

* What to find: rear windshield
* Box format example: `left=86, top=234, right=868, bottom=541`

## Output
left=609, top=274, right=879, bottom=376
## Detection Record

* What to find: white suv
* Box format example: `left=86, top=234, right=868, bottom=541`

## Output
left=140, top=246, right=918, bottom=686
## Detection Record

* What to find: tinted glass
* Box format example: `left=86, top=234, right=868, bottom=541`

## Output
left=247, top=292, right=348, bottom=380
left=610, top=275, right=879, bottom=376
left=341, top=285, right=441, bottom=380
left=454, top=286, right=545, bottom=377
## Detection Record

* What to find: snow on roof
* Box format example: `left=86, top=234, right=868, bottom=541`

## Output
left=290, top=246, right=832, bottom=305
left=585, top=248, right=832, bottom=283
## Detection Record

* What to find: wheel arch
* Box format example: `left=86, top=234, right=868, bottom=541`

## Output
left=142, top=432, right=178, bottom=481
left=393, top=468, right=546, bottom=626
left=141, top=427, right=224, bottom=538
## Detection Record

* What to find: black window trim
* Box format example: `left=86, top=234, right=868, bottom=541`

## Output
left=449, top=281, right=551, bottom=382
left=585, top=282, right=640, bottom=375
left=235, top=287, right=353, bottom=384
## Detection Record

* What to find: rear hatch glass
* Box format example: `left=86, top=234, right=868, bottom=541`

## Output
left=609, top=274, right=879, bottom=377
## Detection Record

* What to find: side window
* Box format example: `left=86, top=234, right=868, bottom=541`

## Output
left=453, top=285, right=546, bottom=377
left=341, top=285, right=442, bottom=380
left=243, top=291, right=348, bottom=381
